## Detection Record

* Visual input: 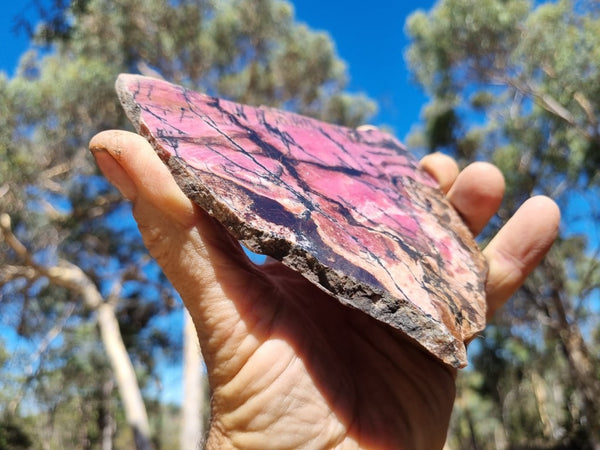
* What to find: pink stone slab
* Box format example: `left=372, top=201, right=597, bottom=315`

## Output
left=116, top=74, right=487, bottom=367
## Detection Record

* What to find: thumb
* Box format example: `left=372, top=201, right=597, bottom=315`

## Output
left=89, top=130, right=256, bottom=364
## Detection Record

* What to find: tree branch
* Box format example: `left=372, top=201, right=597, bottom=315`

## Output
left=1, top=213, right=34, bottom=265
left=506, top=77, right=596, bottom=140
left=0, top=264, right=38, bottom=285
left=574, top=91, right=598, bottom=129
left=0, top=183, right=9, bottom=199
left=1, top=212, right=102, bottom=310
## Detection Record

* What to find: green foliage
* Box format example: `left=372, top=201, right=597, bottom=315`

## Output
left=406, top=0, right=600, bottom=447
left=0, top=418, right=33, bottom=450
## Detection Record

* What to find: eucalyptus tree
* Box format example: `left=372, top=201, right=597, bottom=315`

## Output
left=406, top=0, right=600, bottom=447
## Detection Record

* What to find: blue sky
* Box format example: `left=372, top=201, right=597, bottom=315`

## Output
left=292, top=0, right=435, bottom=139
left=0, top=1, right=435, bottom=141
left=0, top=5, right=34, bottom=75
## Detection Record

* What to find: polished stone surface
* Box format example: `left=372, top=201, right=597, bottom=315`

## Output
left=117, top=74, right=487, bottom=367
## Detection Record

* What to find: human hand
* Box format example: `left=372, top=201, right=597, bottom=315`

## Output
left=90, top=130, right=559, bottom=449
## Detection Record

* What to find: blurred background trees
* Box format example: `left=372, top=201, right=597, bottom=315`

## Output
left=406, top=0, right=600, bottom=448
left=0, top=0, right=374, bottom=448
left=1, top=0, right=598, bottom=449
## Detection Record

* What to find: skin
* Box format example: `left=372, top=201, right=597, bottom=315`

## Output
left=89, top=130, right=560, bottom=450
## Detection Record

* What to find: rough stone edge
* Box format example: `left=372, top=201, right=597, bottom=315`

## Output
left=169, top=154, right=466, bottom=368
left=116, top=75, right=143, bottom=131
left=115, top=74, right=468, bottom=368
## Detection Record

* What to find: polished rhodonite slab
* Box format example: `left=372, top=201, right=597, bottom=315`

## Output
left=116, top=74, right=487, bottom=367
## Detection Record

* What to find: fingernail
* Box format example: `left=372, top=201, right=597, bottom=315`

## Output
left=92, top=150, right=138, bottom=200
left=356, top=124, right=379, bottom=132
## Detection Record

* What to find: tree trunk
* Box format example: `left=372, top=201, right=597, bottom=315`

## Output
left=555, top=320, right=600, bottom=448
left=100, top=378, right=115, bottom=450
left=531, top=371, right=554, bottom=439
left=543, top=258, right=600, bottom=449
left=97, top=303, right=153, bottom=450
left=181, top=310, right=205, bottom=450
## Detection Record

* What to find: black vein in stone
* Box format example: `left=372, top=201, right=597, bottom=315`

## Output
left=130, top=81, right=481, bottom=320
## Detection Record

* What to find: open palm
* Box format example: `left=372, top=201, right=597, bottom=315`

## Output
left=91, top=130, right=559, bottom=449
